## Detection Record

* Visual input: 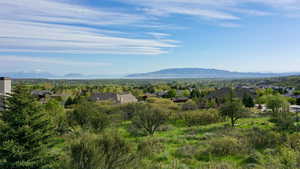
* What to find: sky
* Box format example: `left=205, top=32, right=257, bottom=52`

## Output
left=1, top=0, right=300, bottom=76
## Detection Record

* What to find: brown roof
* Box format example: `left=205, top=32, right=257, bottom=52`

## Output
left=89, top=92, right=137, bottom=104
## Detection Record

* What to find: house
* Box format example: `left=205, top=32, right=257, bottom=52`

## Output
left=205, top=87, right=256, bottom=100
left=155, top=91, right=168, bottom=98
left=89, top=92, right=138, bottom=104
left=290, top=105, right=300, bottom=113
left=142, top=93, right=156, bottom=100
left=0, top=77, right=11, bottom=111
left=31, top=90, right=53, bottom=99
left=173, top=97, right=189, bottom=103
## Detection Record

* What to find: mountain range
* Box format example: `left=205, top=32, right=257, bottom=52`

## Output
left=1, top=68, right=300, bottom=79
left=0, top=72, right=121, bottom=79
left=126, top=68, right=300, bottom=79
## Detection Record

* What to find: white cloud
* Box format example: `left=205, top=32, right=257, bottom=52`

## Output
left=119, top=0, right=300, bottom=21
left=0, top=0, right=178, bottom=55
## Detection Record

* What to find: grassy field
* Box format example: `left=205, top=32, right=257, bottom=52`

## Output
left=114, top=116, right=276, bottom=168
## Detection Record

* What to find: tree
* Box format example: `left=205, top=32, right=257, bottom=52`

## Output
left=64, top=97, right=74, bottom=108
left=220, top=99, right=246, bottom=127
left=164, top=89, right=177, bottom=98
left=296, top=98, right=300, bottom=106
left=182, top=100, right=198, bottom=110
left=44, top=99, right=68, bottom=134
left=70, top=101, right=110, bottom=132
left=191, top=89, right=202, bottom=98
left=131, top=104, right=167, bottom=135
left=0, top=86, right=58, bottom=169
left=242, top=94, right=255, bottom=108
left=266, top=95, right=289, bottom=114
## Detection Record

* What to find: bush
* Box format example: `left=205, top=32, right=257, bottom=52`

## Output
left=182, top=100, right=198, bottom=111
left=69, top=132, right=136, bottom=169
left=205, top=136, right=245, bottom=156
left=137, top=138, right=165, bottom=158
left=271, top=111, right=296, bottom=131
left=182, top=109, right=220, bottom=126
left=287, top=133, right=300, bottom=151
left=131, top=104, right=167, bottom=135
left=69, top=102, right=110, bottom=132
left=262, top=146, right=300, bottom=169
left=245, top=127, right=281, bottom=149
left=201, top=162, right=239, bottom=169
left=119, top=103, right=146, bottom=120
left=175, top=145, right=198, bottom=158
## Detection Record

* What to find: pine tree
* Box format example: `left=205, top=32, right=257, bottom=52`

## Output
left=243, top=94, right=255, bottom=108
left=0, top=86, right=58, bottom=169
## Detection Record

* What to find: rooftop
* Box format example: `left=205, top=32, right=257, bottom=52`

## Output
left=0, top=77, right=11, bottom=80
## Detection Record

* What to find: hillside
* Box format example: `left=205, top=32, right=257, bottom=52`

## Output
left=127, top=68, right=300, bottom=79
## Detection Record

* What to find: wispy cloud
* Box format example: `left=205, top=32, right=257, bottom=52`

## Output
left=0, top=0, right=178, bottom=55
left=119, top=0, right=300, bottom=23
left=219, top=22, right=241, bottom=28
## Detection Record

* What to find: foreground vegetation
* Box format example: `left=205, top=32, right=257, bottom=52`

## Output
left=1, top=78, right=300, bottom=169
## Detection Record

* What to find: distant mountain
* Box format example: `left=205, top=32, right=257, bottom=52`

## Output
left=0, top=71, right=56, bottom=79
left=127, top=68, right=300, bottom=79
left=64, top=73, right=85, bottom=78
left=0, top=72, right=124, bottom=79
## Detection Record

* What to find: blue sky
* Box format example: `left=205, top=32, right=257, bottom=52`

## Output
left=1, top=0, right=300, bottom=75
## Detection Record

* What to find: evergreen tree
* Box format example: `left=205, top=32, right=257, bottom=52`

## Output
left=296, top=98, right=300, bottom=106
left=242, top=94, right=255, bottom=108
left=0, top=86, right=58, bottom=169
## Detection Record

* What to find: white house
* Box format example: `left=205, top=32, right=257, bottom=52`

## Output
left=0, top=77, right=12, bottom=111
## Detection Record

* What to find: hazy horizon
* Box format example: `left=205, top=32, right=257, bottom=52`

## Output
left=1, top=0, right=300, bottom=75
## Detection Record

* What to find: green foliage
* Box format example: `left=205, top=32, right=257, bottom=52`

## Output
left=245, top=127, right=281, bottom=149
left=266, top=95, right=289, bottom=113
left=242, top=94, right=255, bottom=108
left=296, top=98, right=300, bottom=106
left=204, top=136, right=245, bottom=156
left=69, top=132, right=136, bottom=169
left=287, top=133, right=300, bottom=151
left=190, top=89, right=201, bottom=98
left=69, top=101, right=110, bottom=132
left=44, top=99, right=68, bottom=134
left=137, top=138, right=165, bottom=158
left=131, top=104, right=167, bottom=135
left=64, top=97, right=74, bottom=108
left=272, top=111, right=296, bottom=131
left=219, top=99, right=246, bottom=127
left=175, top=145, right=198, bottom=159
left=181, top=100, right=198, bottom=111
left=0, top=86, right=59, bottom=169
left=182, top=109, right=220, bottom=126
left=164, top=89, right=177, bottom=98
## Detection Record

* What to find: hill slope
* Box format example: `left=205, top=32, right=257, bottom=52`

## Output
left=127, top=68, right=300, bottom=79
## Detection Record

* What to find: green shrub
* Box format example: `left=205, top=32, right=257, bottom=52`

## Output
left=131, top=104, right=167, bottom=135
left=69, top=102, right=110, bottom=132
left=182, top=109, right=220, bottom=126
left=287, top=133, right=300, bottom=151
left=262, top=146, right=300, bottom=169
left=205, top=136, right=245, bottom=156
left=245, top=127, right=281, bottom=149
left=244, top=151, right=265, bottom=165
left=174, top=145, right=198, bottom=158
left=69, top=131, right=136, bottom=169
left=182, top=100, right=198, bottom=111
left=137, top=138, right=165, bottom=158
left=201, top=162, right=239, bottom=169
